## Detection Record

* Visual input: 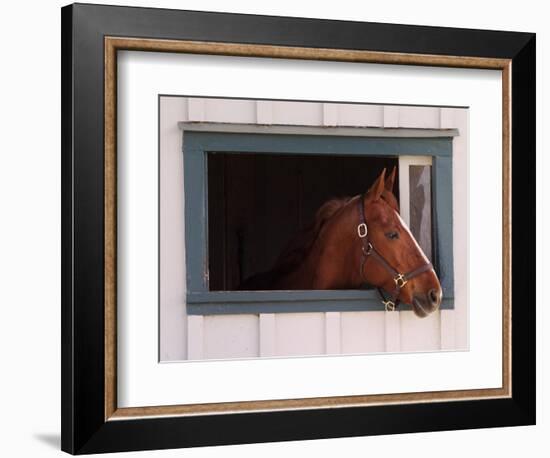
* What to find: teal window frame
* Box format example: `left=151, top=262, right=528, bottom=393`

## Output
left=182, top=127, right=455, bottom=315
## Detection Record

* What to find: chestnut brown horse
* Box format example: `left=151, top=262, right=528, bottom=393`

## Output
left=239, top=168, right=442, bottom=317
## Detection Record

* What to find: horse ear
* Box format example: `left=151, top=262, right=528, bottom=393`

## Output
left=367, top=168, right=386, bottom=201
left=385, top=166, right=397, bottom=193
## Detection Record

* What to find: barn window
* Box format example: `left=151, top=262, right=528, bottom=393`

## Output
left=182, top=124, right=456, bottom=315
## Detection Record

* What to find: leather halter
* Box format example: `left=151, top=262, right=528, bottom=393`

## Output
left=357, top=193, right=434, bottom=312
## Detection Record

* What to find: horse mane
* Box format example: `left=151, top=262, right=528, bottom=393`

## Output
left=270, top=197, right=352, bottom=276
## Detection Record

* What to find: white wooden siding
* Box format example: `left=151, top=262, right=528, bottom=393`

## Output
left=159, top=96, right=467, bottom=361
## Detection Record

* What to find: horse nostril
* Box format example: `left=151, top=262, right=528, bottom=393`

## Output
left=428, top=289, right=440, bottom=307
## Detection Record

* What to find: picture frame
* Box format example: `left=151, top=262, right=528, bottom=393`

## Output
left=61, top=3, right=535, bottom=454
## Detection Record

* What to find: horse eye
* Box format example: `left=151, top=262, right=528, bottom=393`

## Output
left=386, top=231, right=399, bottom=240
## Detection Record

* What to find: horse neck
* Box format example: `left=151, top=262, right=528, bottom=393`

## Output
left=279, top=202, right=362, bottom=289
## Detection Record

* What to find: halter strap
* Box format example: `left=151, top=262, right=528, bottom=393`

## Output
left=357, top=193, right=433, bottom=311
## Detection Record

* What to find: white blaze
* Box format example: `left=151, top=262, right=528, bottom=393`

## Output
left=394, top=210, right=431, bottom=265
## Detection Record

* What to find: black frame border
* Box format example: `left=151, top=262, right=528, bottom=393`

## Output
left=61, top=3, right=535, bottom=454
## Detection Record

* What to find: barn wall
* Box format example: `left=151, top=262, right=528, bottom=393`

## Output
left=159, top=96, right=467, bottom=361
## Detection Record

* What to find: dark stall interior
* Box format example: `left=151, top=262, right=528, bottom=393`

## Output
left=207, top=153, right=399, bottom=291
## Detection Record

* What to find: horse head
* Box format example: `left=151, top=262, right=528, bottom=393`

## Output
left=360, top=168, right=442, bottom=317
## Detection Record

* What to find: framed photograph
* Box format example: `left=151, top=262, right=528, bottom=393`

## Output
left=61, top=3, right=535, bottom=454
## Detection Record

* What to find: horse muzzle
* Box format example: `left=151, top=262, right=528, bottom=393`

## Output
left=412, top=287, right=442, bottom=318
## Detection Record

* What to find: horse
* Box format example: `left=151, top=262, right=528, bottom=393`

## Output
left=238, top=168, right=442, bottom=317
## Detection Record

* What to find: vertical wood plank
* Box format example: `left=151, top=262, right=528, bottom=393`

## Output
left=398, top=156, right=411, bottom=225
left=204, top=98, right=256, bottom=123
left=256, top=101, right=273, bottom=124
left=400, top=310, right=441, bottom=352
left=440, top=310, right=456, bottom=350
left=275, top=313, right=325, bottom=356
left=259, top=313, right=276, bottom=357
left=336, top=104, right=383, bottom=127
left=439, top=107, right=455, bottom=129
left=340, top=311, right=385, bottom=354
left=187, top=98, right=205, bottom=122
left=159, top=97, right=188, bottom=361
left=409, top=164, right=433, bottom=261
left=398, top=156, right=432, bottom=230
left=397, top=106, right=441, bottom=128
left=433, top=155, right=454, bottom=299
left=203, top=315, right=259, bottom=359
left=324, top=312, right=341, bottom=354
left=187, top=315, right=204, bottom=360
left=383, top=105, right=399, bottom=127
left=271, top=101, right=323, bottom=125
left=322, top=103, right=339, bottom=126
left=384, top=312, right=401, bottom=352
left=441, top=107, right=468, bottom=351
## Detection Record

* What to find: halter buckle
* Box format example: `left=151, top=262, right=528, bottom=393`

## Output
left=394, top=274, right=408, bottom=288
left=383, top=299, right=396, bottom=312
left=357, top=223, right=368, bottom=238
